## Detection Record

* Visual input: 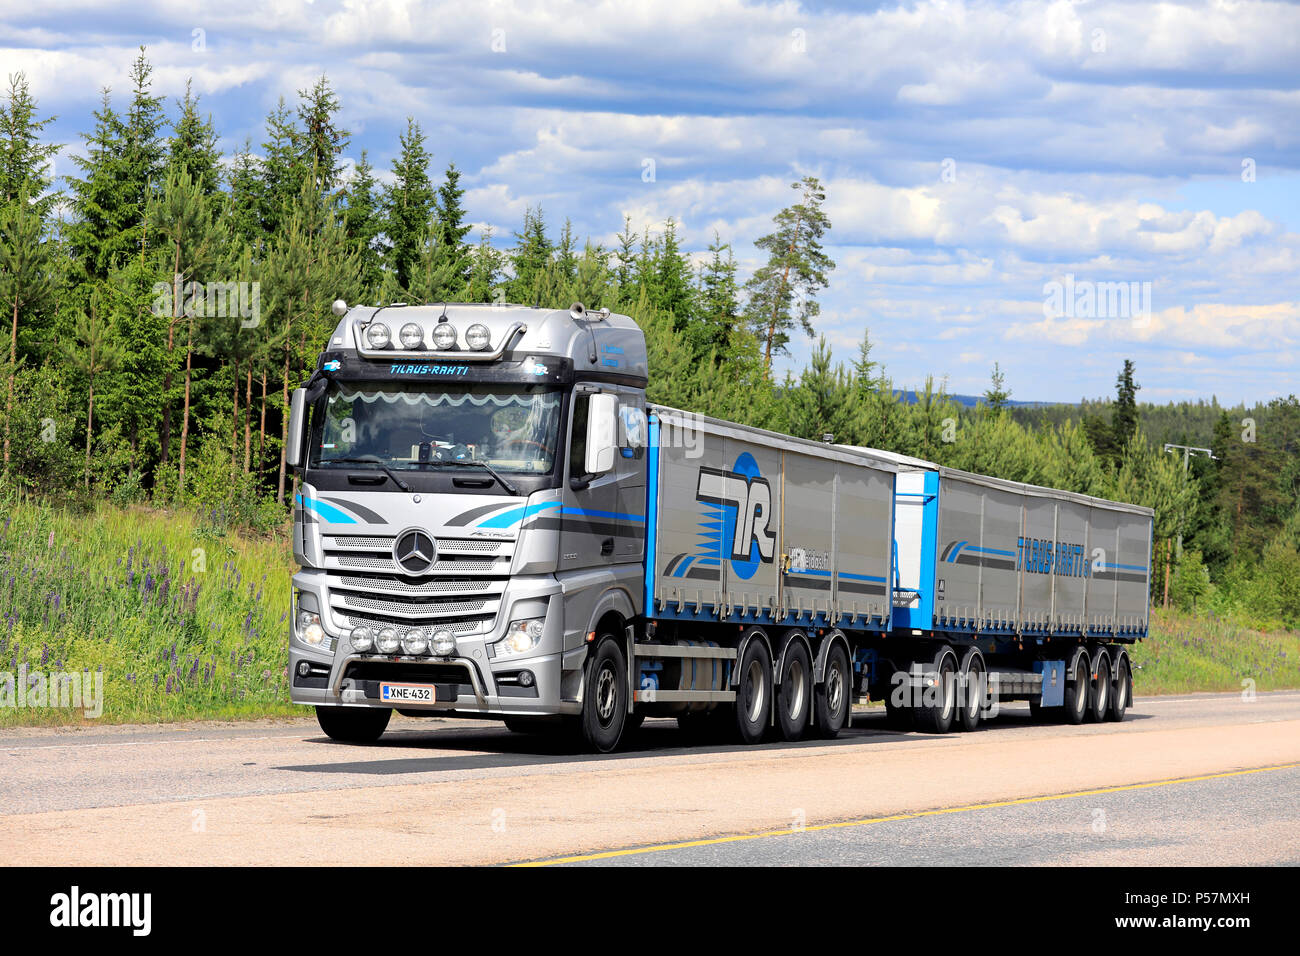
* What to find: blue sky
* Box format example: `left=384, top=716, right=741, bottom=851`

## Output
left=3, top=0, right=1298, bottom=404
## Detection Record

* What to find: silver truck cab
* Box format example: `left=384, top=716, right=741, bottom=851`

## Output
left=286, top=301, right=648, bottom=744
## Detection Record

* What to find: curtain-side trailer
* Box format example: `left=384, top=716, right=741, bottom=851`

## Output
left=286, top=301, right=1154, bottom=752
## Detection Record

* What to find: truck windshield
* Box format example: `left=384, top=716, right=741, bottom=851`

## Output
left=310, top=383, right=563, bottom=475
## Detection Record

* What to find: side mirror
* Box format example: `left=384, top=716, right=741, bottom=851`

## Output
left=584, top=392, right=618, bottom=476
left=287, top=387, right=307, bottom=469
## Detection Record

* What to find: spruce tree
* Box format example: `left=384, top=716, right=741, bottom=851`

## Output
left=0, top=193, right=52, bottom=472
left=342, top=150, right=383, bottom=294
left=166, top=80, right=221, bottom=196
left=984, top=361, right=1011, bottom=412
left=695, top=231, right=740, bottom=359
left=1113, top=359, right=1140, bottom=448
left=296, top=74, right=349, bottom=196
left=0, top=72, right=60, bottom=219
left=384, top=118, right=435, bottom=294
left=433, top=161, right=472, bottom=291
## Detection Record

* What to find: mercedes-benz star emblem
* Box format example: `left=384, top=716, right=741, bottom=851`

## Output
left=393, top=529, right=437, bottom=574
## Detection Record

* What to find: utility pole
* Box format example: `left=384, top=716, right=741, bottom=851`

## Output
left=1161, top=443, right=1215, bottom=607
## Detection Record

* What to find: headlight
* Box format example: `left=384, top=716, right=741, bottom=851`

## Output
left=296, top=609, right=325, bottom=646
left=498, top=618, right=545, bottom=657
left=399, top=323, right=424, bottom=349
left=431, top=630, right=457, bottom=657
left=365, top=322, right=391, bottom=348
left=401, top=629, right=430, bottom=656
left=349, top=626, right=374, bottom=653
left=465, top=324, right=491, bottom=350
left=431, top=323, right=457, bottom=349
left=375, top=627, right=400, bottom=655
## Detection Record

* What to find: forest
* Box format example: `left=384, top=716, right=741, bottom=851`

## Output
left=1, top=51, right=1297, bottom=632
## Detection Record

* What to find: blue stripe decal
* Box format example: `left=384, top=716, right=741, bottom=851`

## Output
left=967, top=545, right=1016, bottom=557
left=840, top=572, right=888, bottom=583
left=947, top=540, right=968, bottom=562
left=673, top=556, right=697, bottom=577
left=790, top=568, right=833, bottom=577
left=295, top=494, right=358, bottom=525
left=476, top=502, right=645, bottom=529
left=1103, top=562, right=1149, bottom=572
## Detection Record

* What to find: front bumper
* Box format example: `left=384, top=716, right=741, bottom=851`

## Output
left=288, top=575, right=576, bottom=717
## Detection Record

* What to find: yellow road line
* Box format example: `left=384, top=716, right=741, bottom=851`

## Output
left=514, top=762, right=1300, bottom=866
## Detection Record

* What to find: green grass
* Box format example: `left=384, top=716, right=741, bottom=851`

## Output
left=1131, top=607, right=1300, bottom=696
left=0, top=500, right=1296, bottom=727
left=0, top=499, right=298, bottom=727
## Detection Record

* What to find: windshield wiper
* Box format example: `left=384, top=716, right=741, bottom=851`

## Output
left=437, top=459, right=520, bottom=496
left=320, top=455, right=412, bottom=493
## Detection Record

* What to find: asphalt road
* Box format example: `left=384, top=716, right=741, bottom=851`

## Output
left=2, top=691, right=1298, bottom=866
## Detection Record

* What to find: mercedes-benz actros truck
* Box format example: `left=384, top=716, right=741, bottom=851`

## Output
left=286, top=300, right=1153, bottom=752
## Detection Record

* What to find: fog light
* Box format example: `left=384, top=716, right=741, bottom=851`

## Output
left=375, top=627, right=400, bottom=654
left=349, top=626, right=374, bottom=653
left=431, top=323, right=457, bottom=349
left=517, top=670, right=535, bottom=688
left=465, top=324, right=490, bottom=350
left=297, top=661, right=311, bottom=678
left=431, top=630, right=456, bottom=657
left=399, top=323, right=424, bottom=349
left=402, top=629, right=430, bottom=655
left=365, top=322, right=391, bottom=348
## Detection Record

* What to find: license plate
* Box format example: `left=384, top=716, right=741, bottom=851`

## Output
left=380, top=683, right=435, bottom=703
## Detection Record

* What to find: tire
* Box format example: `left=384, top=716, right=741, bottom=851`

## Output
left=815, top=642, right=852, bottom=738
left=315, top=705, right=391, bottom=743
left=1063, top=653, right=1089, bottom=725
left=914, top=650, right=958, bottom=734
left=732, top=637, right=772, bottom=745
left=1088, top=653, right=1110, bottom=723
left=958, top=650, right=985, bottom=732
left=776, top=640, right=812, bottom=741
left=581, top=636, right=629, bottom=753
left=1108, top=655, right=1131, bottom=722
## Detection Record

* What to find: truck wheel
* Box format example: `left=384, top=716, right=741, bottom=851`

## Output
left=814, top=642, right=851, bottom=738
left=958, top=650, right=985, bottom=732
left=733, top=638, right=772, bottom=745
left=1108, top=656, right=1131, bottom=722
left=1088, top=653, right=1110, bottom=723
left=776, top=641, right=812, bottom=741
left=914, top=650, right=957, bottom=734
left=315, top=706, right=391, bottom=743
left=581, top=636, right=629, bottom=753
left=1063, top=654, right=1089, bottom=725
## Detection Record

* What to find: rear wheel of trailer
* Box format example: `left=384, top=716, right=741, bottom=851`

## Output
left=813, top=641, right=851, bottom=739
left=315, top=705, right=391, bottom=743
left=1108, top=654, right=1131, bottom=722
left=733, top=636, right=772, bottom=745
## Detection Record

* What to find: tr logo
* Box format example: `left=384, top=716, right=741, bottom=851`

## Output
left=696, top=465, right=775, bottom=564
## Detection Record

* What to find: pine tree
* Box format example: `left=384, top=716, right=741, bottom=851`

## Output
left=508, top=206, right=554, bottom=304
left=147, top=167, right=218, bottom=468
left=384, top=118, right=435, bottom=294
left=62, top=293, right=123, bottom=489
left=0, top=72, right=60, bottom=219
left=744, top=175, right=835, bottom=370
left=0, top=193, right=52, bottom=472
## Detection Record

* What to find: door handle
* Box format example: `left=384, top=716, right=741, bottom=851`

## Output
left=601, top=538, right=614, bottom=556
